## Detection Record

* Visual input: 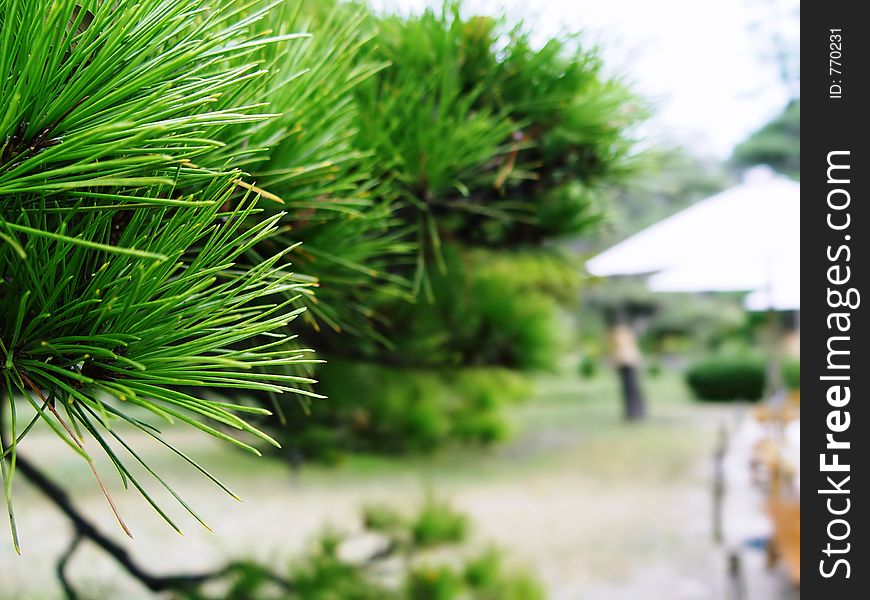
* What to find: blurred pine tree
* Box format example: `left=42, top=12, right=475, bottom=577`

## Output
left=276, top=2, right=648, bottom=458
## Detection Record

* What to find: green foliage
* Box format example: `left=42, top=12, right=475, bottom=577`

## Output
left=278, top=360, right=529, bottom=458
left=288, top=532, right=393, bottom=600
left=285, top=247, right=573, bottom=460
left=463, top=548, right=546, bottom=600
left=273, top=1, right=644, bottom=459
left=361, top=503, right=405, bottom=535
left=579, top=355, right=599, bottom=379
left=351, top=1, right=642, bottom=289
left=685, top=355, right=767, bottom=402
left=465, top=247, right=583, bottom=305
left=406, top=565, right=465, bottom=600
left=0, top=180, right=324, bottom=540
left=411, top=496, right=468, bottom=547
left=462, top=23, right=642, bottom=245
left=732, top=100, right=800, bottom=179
left=351, top=5, right=519, bottom=300
left=406, top=548, right=545, bottom=600
left=0, top=0, right=410, bottom=337
left=535, top=180, right=607, bottom=239
left=220, top=0, right=416, bottom=336
left=215, top=561, right=294, bottom=600
left=376, top=246, right=565, bottom=371
left=355, top=7, right=516, bottom=201
left=0, top=0, right=289, bottom=197
left=177, top=499, right=543, bottom=600
left=363, top=496, right=468, bottom=551
left=783, top=359, right=800, bottom=391
left=183, top=535, right=395, bottom=600
left=229, top=2, right=382, bottom=202
left=0, top=0, right=348, bottom=544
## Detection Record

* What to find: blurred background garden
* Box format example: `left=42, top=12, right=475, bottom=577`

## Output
left=0, top=0, right=799, bottom=598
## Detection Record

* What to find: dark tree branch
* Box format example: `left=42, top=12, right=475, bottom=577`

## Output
left=0, top=393, right=229, bottom=593
left=7, top=426, right=398, bottom=599
left=57, top=533, right=83, bottom=600
left=12, top=452, right=225, bottom=593
left=0, top=396, right=298, bottom=598
left=0, top=389, right=221, bottom=593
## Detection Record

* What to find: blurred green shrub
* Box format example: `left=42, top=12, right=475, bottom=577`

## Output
left=406, top=566, right=466, bottom=600
left=732, top=100, right=800, bottom=180
left=406, top=550, right=544, bottom=600
left=289, top=532, right=389, bottom=600
left=362, top=503, right=406, bottom=537
left=783, top=359, right=800, bottom=391
left=685, top=355, right=766, bottom=402
left=285, top=247, right=569, bottom=461
left=278, top=360, right=530, bottom=460
left=178, top=498, right=543, bottom=600
left=579, top=355, right=599, bottom=379
left=411, top=496, right=469, bottom=547
left=376, top=246, right=566, bottom=372
left=352, top=3, right=642, bottom=256
left=463, top=549, right=547, bottom=600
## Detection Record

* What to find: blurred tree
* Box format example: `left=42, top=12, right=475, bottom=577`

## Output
left=273, top=1, right=648, bottom=456
left=731, top=99, right=800, bottom=179
left=734, top=0, right=799, bottom=179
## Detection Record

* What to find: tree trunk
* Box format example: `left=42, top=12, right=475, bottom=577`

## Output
left=609, top=322, right=647, bottom=421
left=617, top=365, right=646, bottom=421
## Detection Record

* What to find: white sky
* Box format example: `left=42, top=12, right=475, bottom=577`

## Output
left=371, top=0, right=800, bottom=159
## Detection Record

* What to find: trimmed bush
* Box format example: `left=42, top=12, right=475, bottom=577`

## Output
left=685, top=355, right=766, bottom=402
